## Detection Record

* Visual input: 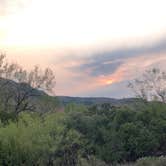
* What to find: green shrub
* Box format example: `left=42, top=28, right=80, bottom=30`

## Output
left=135, top=156, right=166, bottom=166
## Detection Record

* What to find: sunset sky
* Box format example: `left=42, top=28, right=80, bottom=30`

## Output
left=0, top=0, right=166, bottom=98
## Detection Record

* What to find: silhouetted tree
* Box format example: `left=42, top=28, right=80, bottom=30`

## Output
left=0, top=54, right=56, bottom=116
left=128, top=68, right=166, bottom=103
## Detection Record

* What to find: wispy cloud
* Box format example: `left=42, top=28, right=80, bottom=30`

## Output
left=54, top=38, right=166, bottom=97
left=71, top=38, right=166, bottom=77
left=0, top=0, right=30, bottom=16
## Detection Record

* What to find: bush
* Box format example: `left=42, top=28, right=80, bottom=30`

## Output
left=136, top=156, right=166, bottom=166
left=0, top=101, right=166, bottom=165
left=0, top=112, right=85, bottom=165
left=65, top=102, right=166, bottom=164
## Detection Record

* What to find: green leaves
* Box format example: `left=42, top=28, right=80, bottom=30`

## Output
left=0, top=101, right=165, bottom=165
left=0, top=112, right=65, bottom=165
left=65, top=102, right=166, bottom=164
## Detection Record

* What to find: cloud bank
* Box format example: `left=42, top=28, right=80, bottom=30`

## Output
left=56, top=38, right=166, bottom=97
left=71, top=39, right=166, bottom=77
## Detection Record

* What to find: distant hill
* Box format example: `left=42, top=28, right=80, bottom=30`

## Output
left=57, top=96, right=139, bottom=106
left=0, top=78, right=59, bottom=113
left=0, top=78, right=142, bottom=112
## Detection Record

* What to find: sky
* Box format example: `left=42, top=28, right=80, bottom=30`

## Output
left=0, top=0, right=166, bottom=98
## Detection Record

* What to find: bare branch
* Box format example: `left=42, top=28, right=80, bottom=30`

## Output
left=128, top=68, right=166, bottom=103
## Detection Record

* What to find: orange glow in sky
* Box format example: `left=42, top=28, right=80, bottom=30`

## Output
left=106, top=79, right=114, bottom=85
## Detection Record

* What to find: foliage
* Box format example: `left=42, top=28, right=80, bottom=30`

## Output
left=0, top=100, right=165, bottom=165
left=135, top=156, right=166, bottom=166
left=0, top=112, right=84, bottom=165
left=65, top=102, right=166, bottom=165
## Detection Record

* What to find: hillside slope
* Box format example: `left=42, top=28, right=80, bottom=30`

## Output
left=0, top=78, right=58, bottom=113
left=57, top=96, right=139, bottom=106
left=0, top=78, right=141, bottom=112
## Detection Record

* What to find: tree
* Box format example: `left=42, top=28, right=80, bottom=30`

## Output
left=128, top=68, right=166, bottom=103
left=0, top=54, right=56, bottom=116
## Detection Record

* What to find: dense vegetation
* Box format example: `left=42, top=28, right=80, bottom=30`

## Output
left=65, top=102, right=166, bottom=164
left=0, top=101, right=165, bottom=165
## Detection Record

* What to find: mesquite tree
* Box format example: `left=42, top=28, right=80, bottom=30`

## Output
left=0, top=54, right=55, bottom=114
left=128, top=68, right=166, bottom=103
